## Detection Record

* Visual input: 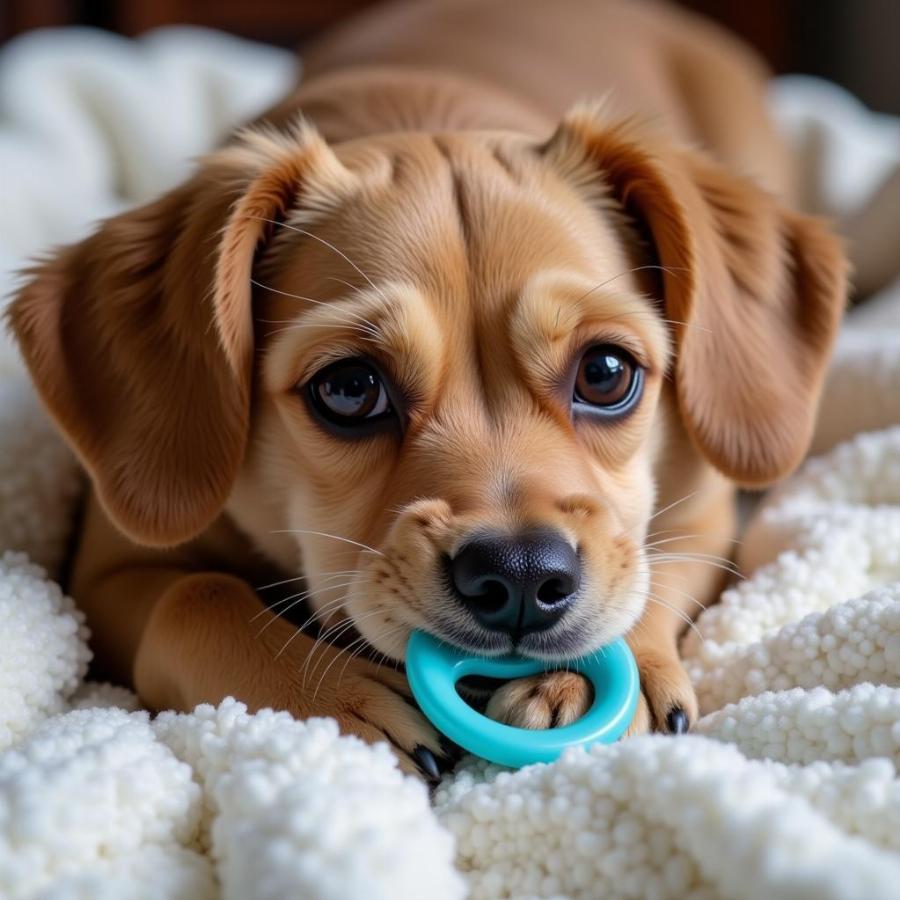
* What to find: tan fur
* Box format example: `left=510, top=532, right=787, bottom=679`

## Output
left=7, top=0, right=847, bottom=773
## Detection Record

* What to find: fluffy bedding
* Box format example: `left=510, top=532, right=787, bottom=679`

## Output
left=2, top=27, right=900, bottom=900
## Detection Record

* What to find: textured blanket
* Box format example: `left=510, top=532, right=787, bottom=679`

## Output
left=2, top=27, right=900, bottom=900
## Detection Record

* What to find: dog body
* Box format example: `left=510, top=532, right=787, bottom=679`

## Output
left=295, top=0, right=791, bottom=196
left=10, top=0, right=845, bottom=776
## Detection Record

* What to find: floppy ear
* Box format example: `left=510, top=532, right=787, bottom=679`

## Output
left=545, top=110, right=848, bottom=485
left=8, top=123, right=350, bottom=545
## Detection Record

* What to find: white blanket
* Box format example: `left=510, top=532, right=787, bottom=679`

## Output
left=2, top=28, right=900, bottom=900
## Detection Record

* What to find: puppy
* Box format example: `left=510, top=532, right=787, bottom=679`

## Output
left=7, top=0, right=846, bottom=777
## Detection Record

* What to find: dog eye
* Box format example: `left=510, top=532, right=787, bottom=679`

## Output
left=573, top=345, right=643, bottom=414
left=306, top=358, right=393, bottom=428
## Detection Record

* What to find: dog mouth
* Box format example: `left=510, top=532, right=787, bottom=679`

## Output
left=423, top=606, right=602, bottom=663
left=266, top=574, right=604, bottom=666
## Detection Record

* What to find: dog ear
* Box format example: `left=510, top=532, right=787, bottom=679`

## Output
left=8, top=122, right=352, bottom=545
left=544, top=109, right=848, bottom=485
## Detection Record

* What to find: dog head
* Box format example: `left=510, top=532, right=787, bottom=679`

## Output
left=8, top=109, right=846, bottom=661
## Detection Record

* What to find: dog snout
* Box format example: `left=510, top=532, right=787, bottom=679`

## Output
left=448, top=529, right=580, bottom=637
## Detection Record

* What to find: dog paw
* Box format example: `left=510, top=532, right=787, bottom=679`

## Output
left=455, top=652, right=696, bottom=742
left=321, top=660, right=458, bottom=782
left=633, top=648, right=698, bottom=734
left=624, top=690, right=652, bottom=736
left=485, top=670, right=593, bottom=729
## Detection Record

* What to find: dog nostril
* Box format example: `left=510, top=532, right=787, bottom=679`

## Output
left=536, top=576, right=573, bottom=606
left=473, top=579, right=510, bottom=614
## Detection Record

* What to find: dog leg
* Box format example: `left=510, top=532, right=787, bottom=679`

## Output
left=628, top=492, right=737, bottom=733
left=113, top=570, right=453, bottom=779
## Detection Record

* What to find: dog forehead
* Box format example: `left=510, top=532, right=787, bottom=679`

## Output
left=261, top=131, right=645, bottom=395
left=325, top=131, right=632, bottom=318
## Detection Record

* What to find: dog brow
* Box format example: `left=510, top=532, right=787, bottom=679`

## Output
left=512, top=271, right=669, bottom=375
left=432, top=136, right=474, bottom=254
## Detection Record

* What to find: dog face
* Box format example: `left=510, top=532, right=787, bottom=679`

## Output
left=238, top=129, right=670, bottom=659
left=9, top=111, right=846, bottom=662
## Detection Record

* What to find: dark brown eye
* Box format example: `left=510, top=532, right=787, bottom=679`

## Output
left=574, top=345, right=642, bottom=413
left=307, top=358, right=392, bottom=428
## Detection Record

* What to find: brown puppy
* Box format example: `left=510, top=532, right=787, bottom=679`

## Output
left=8, top=0, right=846, bottom=776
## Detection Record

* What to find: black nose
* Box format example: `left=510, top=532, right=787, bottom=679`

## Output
left=448, top=530, right=580, bottom=637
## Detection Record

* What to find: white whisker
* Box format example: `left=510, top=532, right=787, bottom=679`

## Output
left=252, top=281, right=380, bottom=335
left=626, top=491, right=699, bottom=540
left=260, top=321, right=379, bottom=344
left=256, top=569, right=361, bottom=592
left=293, top=593, right=379, bottom=677
left=251, top=217, right=391, bottom=307
left=645, top=594, right=705, bottom=644
left=323, top=623, right=408, bottom=701
left=254, top=583, right=355, bottom=634
left=646, top=551, right=740, bottom=578
left=302, top=607, right=389, bottom=688
left=644, top=534, right=739, bottom=550
left=271, top=528, right=384, bottom=557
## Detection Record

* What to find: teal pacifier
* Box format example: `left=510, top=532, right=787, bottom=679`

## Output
left=406, top=630, right=639, bottom=768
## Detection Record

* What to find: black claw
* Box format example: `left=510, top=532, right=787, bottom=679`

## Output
left=413, top=745, right=442, bottom=782
left=665, top=707, right=689, bottom=735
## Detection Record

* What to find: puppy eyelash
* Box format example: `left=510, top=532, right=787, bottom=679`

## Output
left=576, top=329, right=651, bottom=370
left=538, top=333, right=649, bottom=400
left=294, top=344, right=386, bottom=389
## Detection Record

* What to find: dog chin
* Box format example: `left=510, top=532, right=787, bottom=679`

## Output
left=420, top=618, right=629, bottom=663
left=515, top=627, right=612, bottom=661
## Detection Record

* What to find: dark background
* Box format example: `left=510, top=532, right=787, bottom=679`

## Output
left=3, top=0, right=899, bottom=114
